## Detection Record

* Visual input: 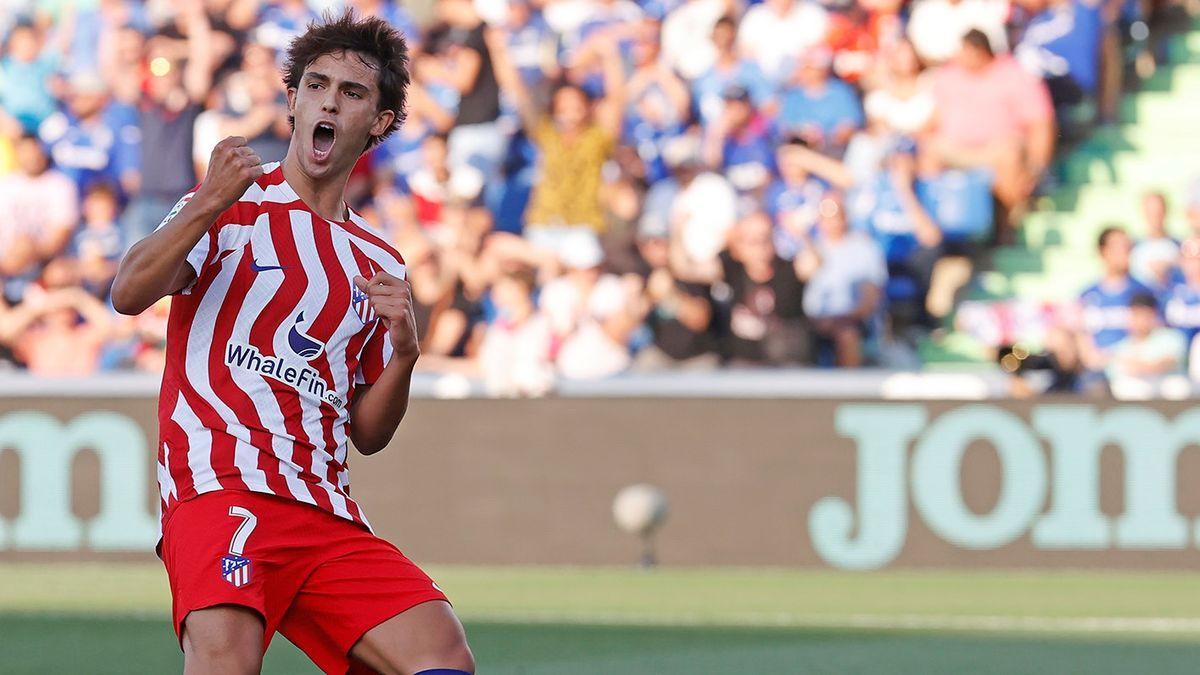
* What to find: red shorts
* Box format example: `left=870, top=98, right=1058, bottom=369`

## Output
left=161, top=490, right=448, bottom=674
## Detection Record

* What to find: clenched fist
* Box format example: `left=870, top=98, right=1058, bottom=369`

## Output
left=353, top=272, right=420, bottom=360
left=195, top=136, right=263, bottom=213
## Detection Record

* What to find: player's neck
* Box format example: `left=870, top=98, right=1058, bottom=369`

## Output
left=280, top=153, right=351, bottom=223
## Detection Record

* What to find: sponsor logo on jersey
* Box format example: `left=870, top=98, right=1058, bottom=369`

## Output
left=221, top=554, right=252, bottom=587
left=250, top=258, right=287, bottom=273
left=224, top=342, right=345, bottom=409
left=287, top=312, right=324, bottom=360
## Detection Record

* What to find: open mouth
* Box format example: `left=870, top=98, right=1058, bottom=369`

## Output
left=312, top=121, right=336, bottom=162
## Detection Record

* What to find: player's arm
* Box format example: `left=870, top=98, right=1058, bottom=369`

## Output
left=348, top=272, right=421, bottom=455
left=111, top=137, right=262, bottom=316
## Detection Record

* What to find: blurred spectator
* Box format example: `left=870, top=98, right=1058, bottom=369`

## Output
left=38, top=69, right=140, bottom=197
left=907, top=0, right=1009, bottom=65
left=927, top=30, right=1054, bottom=232
left=1077, top=226, right=1155, bottom=373
left=765, top=135, right=852, bottom=260
left=0, top=134, right=79, bottom=301
left=863, top=38, right=934, bottom=137
left=737, top=0, right=829, bottom=82
left=802, top=194, right=888, bottom=366
left=194, top=42, right=291, bottom=172
left=692, top=16, right=774, bottom=130
left=125, top=2, right=215, bottom=244
left=0, top=267, right=115, bottom=377
left=1107, top=292, right=1185, bottom=395
left=715, top=211, right=811, bottom=366
left=405, top=134, right=485, bottom=233
left=0, top=22, right=62, bottom=134
left=703, top=84, right=773, bottom=194
left=73, top=182, right=124, bottom=298
left=622, top=20, right=690, bottom=184
left=777, top=47, right=863, bottom=154
left=1011, top=0, right=1103, bottom=113
left=660, top=0, right=728, bottom=81
left=478, top=267, right=555, bottom=396
left=1163, top=238, right=1200, bottom=352
left=1130, top=190, right=1179, bottom=291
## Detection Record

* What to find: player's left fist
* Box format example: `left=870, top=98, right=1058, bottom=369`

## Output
left=353, top=272, right=420, bottom=360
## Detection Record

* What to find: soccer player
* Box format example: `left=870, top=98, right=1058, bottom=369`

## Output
left=111, top=13, right=474, bottom=675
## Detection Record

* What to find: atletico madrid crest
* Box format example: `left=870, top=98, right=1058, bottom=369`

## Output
left=352, top=287, right=377, bottom=325
left=221, top=554, right=252, bottom=588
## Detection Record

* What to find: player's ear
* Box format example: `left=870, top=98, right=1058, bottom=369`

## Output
left=370, top=109, right=395, bottom=138
left=286, top=87, right=297, bottom=113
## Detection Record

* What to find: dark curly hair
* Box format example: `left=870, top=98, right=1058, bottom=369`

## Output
left=282, top=10, right=410, bottom=150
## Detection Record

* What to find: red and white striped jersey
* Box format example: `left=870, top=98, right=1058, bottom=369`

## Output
left=156, top=162, right=405, bottom=531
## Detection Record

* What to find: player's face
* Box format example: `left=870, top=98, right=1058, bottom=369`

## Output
left=288, top=51, right=396, bottom=181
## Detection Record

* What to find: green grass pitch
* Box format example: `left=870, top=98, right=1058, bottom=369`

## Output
left=3, top=564, right=1200, bottom=673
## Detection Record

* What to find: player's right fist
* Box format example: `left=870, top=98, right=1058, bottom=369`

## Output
left=195, top=136, right=263, bottom=212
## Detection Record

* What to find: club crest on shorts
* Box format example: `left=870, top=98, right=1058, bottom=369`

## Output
left=352, top=286, right=376, bottom=324
left=220, top=554, right=252, bottom=588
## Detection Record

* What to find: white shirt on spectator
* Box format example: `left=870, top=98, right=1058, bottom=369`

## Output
left=906, top=0, right=1009, bottom=64
left=863, top=83, right=936, bottom=136
left=540, top=274, right=632, bottom=379
left=661, top=0, right=726, bottom=80
left=736, top=0, right=829, bottom=81
left=0, top=169, right=78, bottom=250
left=479, top=313, right=556, bottom=397
left=803, top=232, right=888, bottom=318
left=670, top=171, right=738, bottom=266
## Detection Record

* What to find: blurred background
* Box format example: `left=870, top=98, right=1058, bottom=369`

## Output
left=5, top=0, right=1200, bottom=672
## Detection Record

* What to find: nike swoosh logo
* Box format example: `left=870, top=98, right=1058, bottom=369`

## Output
left=250, top=259, right=287, bottom=272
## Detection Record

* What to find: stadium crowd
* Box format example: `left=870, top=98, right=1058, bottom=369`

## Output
left=0, top=0, right=1184, bottom=394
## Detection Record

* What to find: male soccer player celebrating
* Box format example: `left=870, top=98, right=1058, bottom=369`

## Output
left=112, top=13, right=474, bottom=675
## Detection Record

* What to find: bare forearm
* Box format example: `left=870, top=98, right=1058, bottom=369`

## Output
left=111, top=196, right=221, bottom=315
left=349, top=354, right=419, bottom=455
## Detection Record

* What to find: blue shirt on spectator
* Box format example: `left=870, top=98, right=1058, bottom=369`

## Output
left=722, top=116, right=775, bottom=192
left=1080, top=276, right=1154, bottom=349
left=916, top=169, right=994, bottom=243
left=764, top=176, right=825, bottom=260
left=38, top=103, right=140, bottom=195
left=0, top=53, right=59, bottom=131
left=851, top=173, right=919, bottom=264
left=1163, top=280, right=1200, bottom=345
left=692, top=62, right=774, bottom=128
left=1017, top=0, right=1103, bottom=92
left=778, top=78, right=863, bottom=143
left=506, top=12, right=558, bottom=88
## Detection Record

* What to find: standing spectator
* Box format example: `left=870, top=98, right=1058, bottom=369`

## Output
left=716, top=211, right=812, bottom=366
left=1077, top=226, right=1155, bottom=372
left=737, top=0, right=829, bottom=83
left=125, top=2, right=214, bottom=244
left=1107, top=292, right=1185, bottom=396
left=1130, top=190, right=1179, bottom=291
left=703, top=85, right=774, bottom=194
left=488, top=27, right=625, bottom=252
left=0, top=134, right=79, bottom=300
left=802, top=194, right=888, bottom=367
left=928, top=30, right=1055, bottom=231
left=622, top=21, right=690, bottom=184
left=0, top=22, right=61, bottom=134
left=423, top=0, right=505, bottom=181
left=660, top=0, right=731, bottom=80
left=692, top=16, right=774, bottom=130
left=907, top=0, right=1009, bottom=65
left=777, top=47, right=864, bottom=155
left=38, top=70, right=140, bottom=197
left=501, top=0, right=562, bottom=94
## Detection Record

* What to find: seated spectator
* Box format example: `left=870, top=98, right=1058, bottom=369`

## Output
left=765, top=135, right=852, bottom=260
left=1163, top=238, right=1200, bottom=352
left=777, top=47, right=864, bottom=155
left=0, top=134, right=80, bottom=300
left=928, top=30, right=1055, bottom=231
left=0, top=22, right=61, bottom=134
left=539, top=229, right=640, bottom=378
left=716, top=211, right=811, bottom=366
left=38, top=70, right=140, bottom=197
left=850, top=138, right=943, bottom=328
left=488, top=26, right=624, bottom=253
left=1130, top=190, right=1179, bottom=291
left=0, top=265, right=115, bottom=377
left=622, top=23, right=690, bottom=184
left=1012, top=0, right=1103, bottom=113
left=907, top=0, right=1009, bottom=65
left=193, top=42, right=291, bottom=172
left=703, top=85, right=774, bottom=194
left=661, top=136, right=739, bottom=280
left=631, top=215, right=718, bottom=370
left=863, top=38, right=935, bottom=137
left=478, top=267, right=555, bottom=396
left=801, top=194, right=888, bottom=366
left=692, top=16, right=774, bottom=130
left=1107, top=292, right=1186, bottom=397
left=1077, top=226, right=1155, bottom=373
left=405, top=134, right=485, bottom=234
left=736, top=0, right=829, bottom=82
left=73, top=182, right=124, bottom=298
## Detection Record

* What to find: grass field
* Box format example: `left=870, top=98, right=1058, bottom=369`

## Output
left=4, top=564, right=1200, bottom=673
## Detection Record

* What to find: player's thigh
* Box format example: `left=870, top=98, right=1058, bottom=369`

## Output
left=350, top=600, right=474, bottom=675
left=181, top=604, right=265, bottom=674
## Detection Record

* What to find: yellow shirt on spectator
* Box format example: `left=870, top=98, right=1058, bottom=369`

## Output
left=525, top=119, right=614, bottom=233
